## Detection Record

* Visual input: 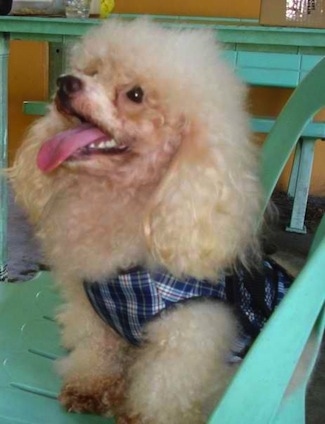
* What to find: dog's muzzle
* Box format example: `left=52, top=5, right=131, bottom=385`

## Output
left=57, top=75, right=83, bottom=96
left=55, top=75, right=84, bottom=117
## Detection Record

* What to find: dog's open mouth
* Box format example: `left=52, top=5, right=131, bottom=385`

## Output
left=37, top=123, right=128, bottom=173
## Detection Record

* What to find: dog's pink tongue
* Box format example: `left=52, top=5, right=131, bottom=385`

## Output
left=37, top=123, right=108, bottom=173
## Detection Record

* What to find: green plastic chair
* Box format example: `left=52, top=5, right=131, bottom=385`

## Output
left=209, top=56, right=325, bottom=424
left=1, top=58, right=325, bottom=424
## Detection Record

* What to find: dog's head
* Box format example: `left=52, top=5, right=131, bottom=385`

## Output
left=37, top=19, right=226, bottom=180
left=38, top=25, right=189, bottom=179
left=13, top=18, right=262, bottom=279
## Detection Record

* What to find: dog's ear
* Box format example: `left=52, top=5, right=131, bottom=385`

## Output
left=144, top=121, right=262, bottom=280
left=9, top=108, right=67, bottom=224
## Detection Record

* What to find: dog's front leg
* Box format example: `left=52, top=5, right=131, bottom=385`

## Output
left=118, top=300, right=238, bottom=424
left=57, top=333, right=127, bottom=417
left=56, top=292, right=107, bottom=351
left=56, top=291, right=128, bottom=416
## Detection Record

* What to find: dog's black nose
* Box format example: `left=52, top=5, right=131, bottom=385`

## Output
left=57, top=75, right=83, bottom=95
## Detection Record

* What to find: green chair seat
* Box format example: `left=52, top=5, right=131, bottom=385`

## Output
left=0, top=274, right=110, bottom=423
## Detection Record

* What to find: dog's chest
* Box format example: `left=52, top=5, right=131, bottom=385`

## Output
left=41, top=185, right=148, bottom=276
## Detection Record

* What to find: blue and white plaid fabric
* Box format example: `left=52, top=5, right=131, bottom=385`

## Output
left=84, top=259, right=292, bottom=359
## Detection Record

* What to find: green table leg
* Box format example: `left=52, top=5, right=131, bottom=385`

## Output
left=287, top=138, right=302, bottom=199
left=23, top=40, right=69, bottom=116
left=286, top=137, right=316, bottom=234
left=0, top=34, right=9, bottom=282
left=49, top=41, right=68, bottom=98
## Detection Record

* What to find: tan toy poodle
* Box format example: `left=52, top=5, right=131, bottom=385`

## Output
left=11, top=18, right=292, bottom=424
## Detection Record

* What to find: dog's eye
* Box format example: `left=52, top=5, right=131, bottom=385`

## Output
left=84, top=68, right=98, bottom=77
left=126, top=86, right=144, bottom=104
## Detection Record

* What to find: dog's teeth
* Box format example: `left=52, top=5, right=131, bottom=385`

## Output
left=104, top=139, right=117, bottom=148
left=87, top=139, right=119, bottom=150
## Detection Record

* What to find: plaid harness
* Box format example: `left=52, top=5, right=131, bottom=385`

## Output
left=84, top=259, right=292, bottom=359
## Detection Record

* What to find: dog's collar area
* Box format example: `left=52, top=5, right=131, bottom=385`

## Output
left=83, top=260, right=292, bottom=360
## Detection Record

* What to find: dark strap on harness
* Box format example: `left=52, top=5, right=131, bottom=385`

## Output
left=225, top=261, right=281, bottom=338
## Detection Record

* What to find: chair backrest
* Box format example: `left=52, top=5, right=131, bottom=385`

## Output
left=261, top=56, right=325, bottom=210
left=208, top=215, right=325, bottom=423
left=208, top=57, right=325, bottom=424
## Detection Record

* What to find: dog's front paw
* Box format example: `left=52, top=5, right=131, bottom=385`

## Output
left=59, top=376, right=125, bottom=416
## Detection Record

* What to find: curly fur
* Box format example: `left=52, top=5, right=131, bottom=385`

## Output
left=10, top=18, right=262, bottom=423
